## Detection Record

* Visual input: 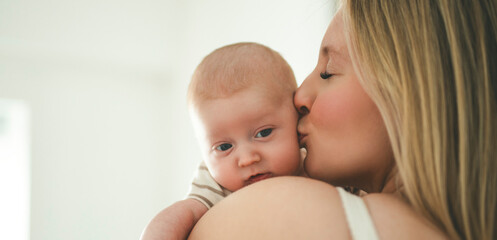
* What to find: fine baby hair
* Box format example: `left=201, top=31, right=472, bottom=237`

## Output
left=187, top=42, right=297, bottom=109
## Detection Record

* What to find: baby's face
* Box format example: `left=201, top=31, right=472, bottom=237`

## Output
left=192, top=86, right=301, bottom=192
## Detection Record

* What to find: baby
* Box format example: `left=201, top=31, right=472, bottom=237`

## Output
left=141, top=42, right=303, bottom=240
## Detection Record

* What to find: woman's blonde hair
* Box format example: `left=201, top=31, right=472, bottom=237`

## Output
left=342, top=0, right=497, bottom=239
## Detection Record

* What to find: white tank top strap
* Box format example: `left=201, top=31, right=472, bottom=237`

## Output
left=336, top=187, right=380, bottom=240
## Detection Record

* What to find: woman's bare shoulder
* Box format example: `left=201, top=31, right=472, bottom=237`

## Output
left=188, top=176, right=448, bottom=240
left=363, top=193, right=448, bottom=239
left=188, top=176, right=351, bottom=240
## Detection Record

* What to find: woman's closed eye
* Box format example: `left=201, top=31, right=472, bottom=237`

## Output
left=216, top=143, right=232, bottom=151
left=320, top=71, right=333, bottom=79
left=255, top=128, right=273, bottom=138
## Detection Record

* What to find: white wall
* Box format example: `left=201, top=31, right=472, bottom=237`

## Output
left=0, top=0, right=334, bottom=239
left=0, top=100, right=30, bottom=240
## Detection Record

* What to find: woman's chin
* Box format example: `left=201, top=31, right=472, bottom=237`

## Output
left=303, top=155, right=321, bottom=178
left=303, top=157, right=336, bottom=185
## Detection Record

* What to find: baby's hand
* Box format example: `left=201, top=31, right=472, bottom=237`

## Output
left=140, top=199, right=208, bottom=240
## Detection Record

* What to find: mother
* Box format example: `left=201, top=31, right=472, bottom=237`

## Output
left=188, top=0, right=496, bottom=239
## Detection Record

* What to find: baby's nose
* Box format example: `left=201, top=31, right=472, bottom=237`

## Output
left=238, top=150, right=261, bottom=167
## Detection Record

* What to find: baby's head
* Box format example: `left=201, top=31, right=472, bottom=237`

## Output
left=188, top=42, right=302, bottom=192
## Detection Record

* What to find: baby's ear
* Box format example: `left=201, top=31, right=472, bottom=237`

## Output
left=300, top=148, right=307, bottom=160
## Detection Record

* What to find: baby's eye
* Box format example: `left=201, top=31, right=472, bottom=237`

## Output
left=216, top=143, right=232, bottom=151
left=256, top=128, right=273, bottom=138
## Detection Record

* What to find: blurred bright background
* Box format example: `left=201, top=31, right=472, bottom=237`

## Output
left=0, top=0, right=335, bottom=239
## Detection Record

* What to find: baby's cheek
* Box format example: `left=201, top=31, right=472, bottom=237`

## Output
left=272, top=138, right=301, bottom=174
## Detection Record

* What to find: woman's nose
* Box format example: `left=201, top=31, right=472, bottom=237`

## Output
left=294, top=76, right=315, bottom=116
left=238, top=149, right=261, bottom=168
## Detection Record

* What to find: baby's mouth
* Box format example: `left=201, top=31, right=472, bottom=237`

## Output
left=246, top=173, right=273, bottom=185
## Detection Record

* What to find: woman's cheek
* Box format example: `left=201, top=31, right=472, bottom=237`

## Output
left=310, top=91, right=350, bottom=130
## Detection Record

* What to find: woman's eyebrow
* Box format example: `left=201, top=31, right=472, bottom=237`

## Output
left=322, top=46, right=345, bottom=66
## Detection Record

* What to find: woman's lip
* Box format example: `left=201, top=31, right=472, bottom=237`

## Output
left=246, top=173, right=273, bottom=185
left=299, top=134, right=306, bottom=141
left=298, top=133, right=307, bottom=145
